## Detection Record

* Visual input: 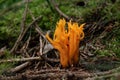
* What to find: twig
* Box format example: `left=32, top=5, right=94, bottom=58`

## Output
left=41, top=55, right=59, bottom=62
left=84, top=66, right=120, bottom=80
left=28, top=8, right=45, bottom=39
left=20, top=35, right=31, bottom=57
left=1, top=68, right=89, bottom=80
left=28, top=8, right=53, bottom=55
left=39, top=36, right=43, bottom=55
left=10, top=0, right=43, bottom=54
left=0, top=56, right=59, bottom=64
left=95, top=66, right=120, bottom=76
left=0, top=57, right=42, bottom=63
left=2, top=66, right=120, bottom=80
left=10, top=0, right=29, bottom=53
left=10, top=15, right=42, bottom=53
left=86, top=72, right=120, bottom=80
left=50, top=0, right=70, bottom=20
left=10, top=62, right=31, bottom=73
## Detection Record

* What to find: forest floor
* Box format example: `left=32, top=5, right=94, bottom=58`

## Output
left=0, top=0, right=120, bottom=80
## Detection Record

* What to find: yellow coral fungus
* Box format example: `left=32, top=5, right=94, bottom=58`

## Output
left=46, top=19, right=85, bottom=68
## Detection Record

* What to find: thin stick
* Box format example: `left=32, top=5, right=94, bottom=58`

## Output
left=50, top=0, right=70, bottom=20
left=0, top=56, right=59, bottom=63
left=10, top=62, right=31, bottom=73
left=10, top=15, right=42, bottom=53
left=20, top=35, right=31, bottom=57
left=10, top=0, right=29, bottom=53
left=28, top=8, right=45, bottom=39
left=85, top=72, right=120, bottom=80
left=39, top=36, right=43, bottom=55
left=0, top=57, right=42, bottom=63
